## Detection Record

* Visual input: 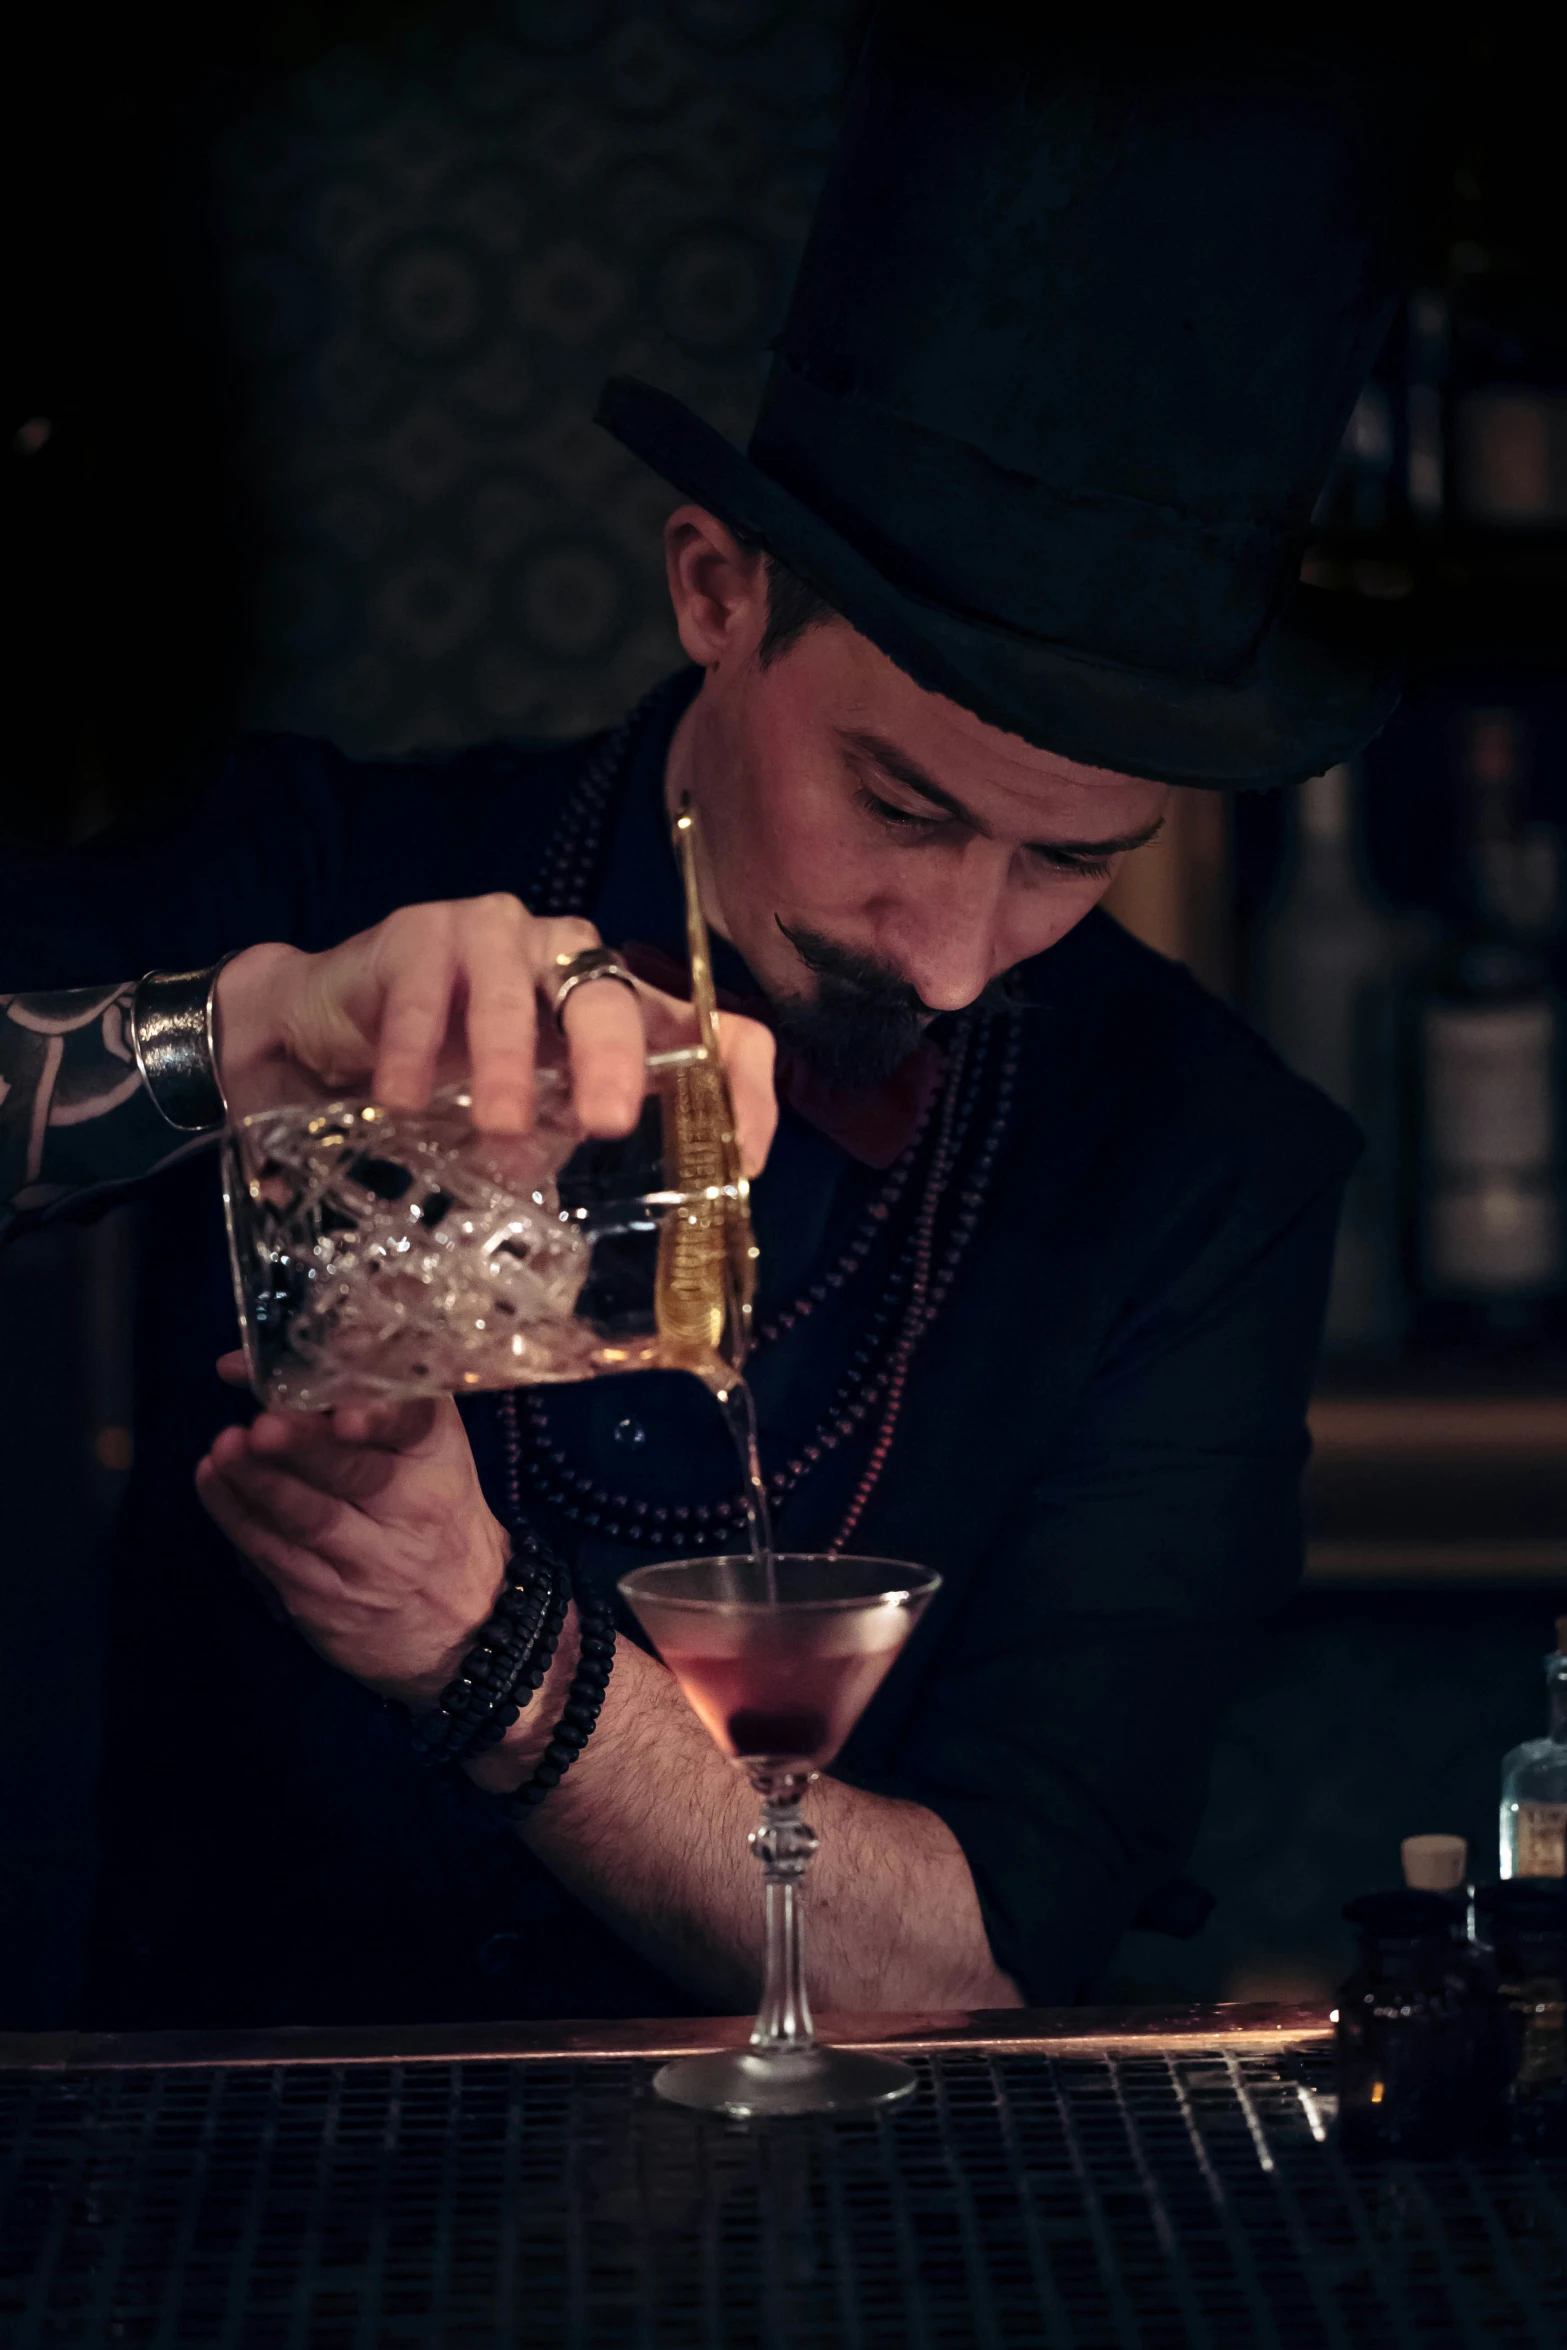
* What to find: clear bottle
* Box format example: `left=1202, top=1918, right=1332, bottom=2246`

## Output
left=1251, top=762, right=1406, bottom=1352
left=1474, top=1880, right=1567, bottom=2153
left=1419, top=708, right=1562, bottom=1338
left=1500, top=1622, right=1567, bottom=1878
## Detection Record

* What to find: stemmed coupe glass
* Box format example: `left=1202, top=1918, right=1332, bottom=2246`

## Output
left=619, top=1552, right=941, bottom=2117
left=219, top=796, right=947, bottom=2123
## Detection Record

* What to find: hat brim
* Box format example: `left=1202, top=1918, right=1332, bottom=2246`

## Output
left=598, top=377, right=1404, bottom=791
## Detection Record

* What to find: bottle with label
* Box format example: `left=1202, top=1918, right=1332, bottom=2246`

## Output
left=1418, top=709, right=1562, bottom=1338
left=1500, top=1621, right=1567, bottom=1879
left=1251, top=762, right=1408, bottom=1352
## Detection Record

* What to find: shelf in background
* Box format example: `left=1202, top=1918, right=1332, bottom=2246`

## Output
left=1305, top=1539, right=1567, bottom=1586
left=1303, top=1382, right=1567, bottom=1587
left=1310, top=1390, right=1567, bottom=1458
left=1302, top=532, right=1567, bottom=676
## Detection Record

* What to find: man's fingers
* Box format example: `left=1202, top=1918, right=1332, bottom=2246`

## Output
left=638, top=988, right=779, bottom=1178
left=329, top=1394, right=442, bottom=1451
left=369, top=913, right=460, bottom=1112
left=719, top=1014, right=778, bottom=1178
left=461, top=894, right=539, bottom=1134
left=559, top=971, right=648, bottom=1137
left=237, top=1396, right=438, bottom=1462
left=205, top=1430, right=354, bottom=1549
left=531, top=916, right=647, bottom=1140
left=240, top=1399, right=443, bottom=1501
left=196, top=1454, right=348, bottom=1597
left=250, top=894, right=773, bottom=1165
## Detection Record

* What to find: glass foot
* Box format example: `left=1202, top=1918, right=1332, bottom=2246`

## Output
left=652, top=2044, right=918, bottom=2117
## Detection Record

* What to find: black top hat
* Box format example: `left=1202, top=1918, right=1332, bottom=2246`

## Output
left=599, top=21, right=1406, bottom=789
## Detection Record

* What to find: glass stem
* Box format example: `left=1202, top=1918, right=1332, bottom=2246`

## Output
left=748, top=1791, right=818, bottom=2052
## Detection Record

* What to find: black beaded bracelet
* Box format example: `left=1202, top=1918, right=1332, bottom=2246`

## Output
left=494, top=1574, right=617, bottom=1818
left=409, top=1538, right=569, bottom=1768
left=463, top=1575, right=571, bottom=1762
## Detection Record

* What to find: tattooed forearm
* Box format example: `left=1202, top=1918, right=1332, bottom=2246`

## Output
left=0, top=983, right=211, bottom=1241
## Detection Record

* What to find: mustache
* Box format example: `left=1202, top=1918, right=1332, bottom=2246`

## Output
left=767, top=922, right=1022, bottom=1092
left=775, top=922, right=1026, bottom=1018
left=775, top=923, right=935, bottom=1017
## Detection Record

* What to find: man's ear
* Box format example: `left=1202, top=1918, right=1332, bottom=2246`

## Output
left=663, top=505, right=769, bottom=668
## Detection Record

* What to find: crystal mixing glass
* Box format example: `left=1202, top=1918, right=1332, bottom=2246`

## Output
left=221, top=799, right=756, bottom=1411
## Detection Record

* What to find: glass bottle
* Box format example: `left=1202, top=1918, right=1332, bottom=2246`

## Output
left=1418, top=708, right=1562, bottom=1339
left=1500, top=1622, right=1567, bottom=1878
left=1474, top=1880, right=1567, bottom=2153
left=1401, top=1832, right=1473, bottom=1937
left=1336, top=1889, right=1503, bottom=2157
left=1250, top=762, right=1406, bottom=1352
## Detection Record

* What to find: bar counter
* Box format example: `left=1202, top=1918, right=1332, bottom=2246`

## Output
left=3, top=2002, right=1564, bottom=2346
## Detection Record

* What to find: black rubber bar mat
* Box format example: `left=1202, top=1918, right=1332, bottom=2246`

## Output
left=4, top=2045, right=1567, bottom=2346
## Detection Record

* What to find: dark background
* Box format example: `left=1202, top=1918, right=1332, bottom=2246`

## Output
left=3, top=3, right=1566, bottom=2022
left=2, top=0, right=859, bottom=845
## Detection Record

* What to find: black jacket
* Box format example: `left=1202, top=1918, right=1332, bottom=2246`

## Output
left=0, top=678, right=1356, bottom=2025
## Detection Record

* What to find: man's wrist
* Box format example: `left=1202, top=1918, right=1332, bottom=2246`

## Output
left=130, top=962, right=236, bottom=1131
left=371, top=1511, right=514, bottom=1716
left=464, top=1603, right=583, bottom=1795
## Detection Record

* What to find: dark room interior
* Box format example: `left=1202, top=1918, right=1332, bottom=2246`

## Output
left=4, top=8, right=1567, bottom=2340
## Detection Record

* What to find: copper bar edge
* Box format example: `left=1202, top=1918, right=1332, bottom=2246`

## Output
left=0, top=2001, right=1331, bottom=2072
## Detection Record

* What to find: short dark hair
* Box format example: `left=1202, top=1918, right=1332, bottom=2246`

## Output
left=758, top=554, right=837, bottom=668
left=726, top=522, right=837, bottom=667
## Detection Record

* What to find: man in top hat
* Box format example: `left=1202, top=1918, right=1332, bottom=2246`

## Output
left=0, top=16, right=1401, bottom=2025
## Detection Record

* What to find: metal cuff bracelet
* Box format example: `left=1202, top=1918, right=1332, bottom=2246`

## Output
left=130, top=961, right=233, bottom=1133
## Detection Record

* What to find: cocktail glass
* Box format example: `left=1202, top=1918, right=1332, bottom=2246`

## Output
left=618, top=1552, right=941, bottom=2117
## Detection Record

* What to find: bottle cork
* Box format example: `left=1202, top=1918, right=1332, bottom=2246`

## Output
left=1555, top=1616, right=1567, bottom=1654
left=1401, top=1834, right=1468, bottom=1892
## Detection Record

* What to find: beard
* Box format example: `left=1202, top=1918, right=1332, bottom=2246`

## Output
left=766, top=923, right=936, bottom=1090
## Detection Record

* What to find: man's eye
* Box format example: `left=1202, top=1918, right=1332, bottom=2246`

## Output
left=857, top=786, right=940, bottom=834
left=1033, top=849, right=1114, bottom=882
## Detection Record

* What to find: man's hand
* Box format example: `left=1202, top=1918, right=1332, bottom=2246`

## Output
left=194, top=1353, right=1021, bottom=2013
left=195, top=1359, right=517, bottom=1711
left=214, top=898, right=777, bottom=1170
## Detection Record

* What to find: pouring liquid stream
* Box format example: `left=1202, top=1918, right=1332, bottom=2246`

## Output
left=710, top=1371, right=776, bottom=1597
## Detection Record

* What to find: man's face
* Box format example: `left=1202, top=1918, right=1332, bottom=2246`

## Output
left=664, top=508, right=1170, bottom=1085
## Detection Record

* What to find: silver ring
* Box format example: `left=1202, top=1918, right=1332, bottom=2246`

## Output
left=549, top=945, right=639, bottom=1032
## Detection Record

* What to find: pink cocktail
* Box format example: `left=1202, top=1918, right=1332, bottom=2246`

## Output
left=620, top=1553, right=940, bottom=2117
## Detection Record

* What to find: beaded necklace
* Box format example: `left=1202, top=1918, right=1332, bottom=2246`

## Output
left=497, top=678, right=1022, bottom=1551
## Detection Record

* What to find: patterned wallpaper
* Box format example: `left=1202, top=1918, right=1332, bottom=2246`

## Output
left=210, top=0, right=850, bottom=757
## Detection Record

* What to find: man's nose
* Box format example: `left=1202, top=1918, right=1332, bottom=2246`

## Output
left=874, top=845, right=1009, bottom=1013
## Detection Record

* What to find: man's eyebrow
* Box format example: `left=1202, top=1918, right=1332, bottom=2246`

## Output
left=837, top=728, right=979, bottom=825
left=836, top=728, right=1166, bottom=859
